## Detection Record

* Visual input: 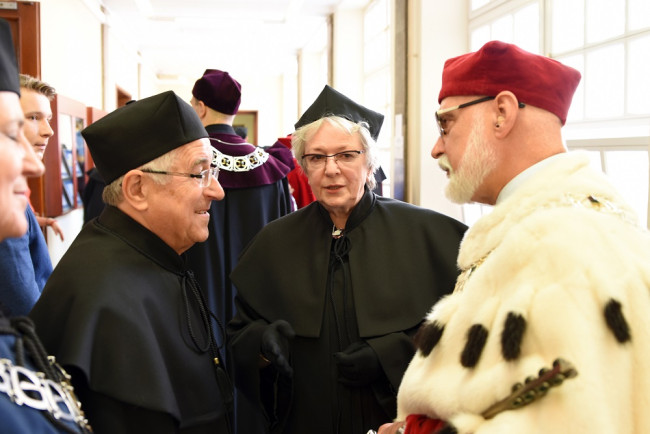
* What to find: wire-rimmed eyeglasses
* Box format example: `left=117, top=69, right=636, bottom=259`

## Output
left=435, top=96, right=525, bottom=137
left=301, top=150, right=365, bottom=169
left=140, top=167, right=219, bottom=188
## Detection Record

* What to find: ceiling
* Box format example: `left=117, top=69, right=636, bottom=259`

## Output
left=101, top=0, right=367, bottom=85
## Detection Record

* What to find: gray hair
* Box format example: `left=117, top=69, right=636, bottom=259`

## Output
left=291, top=115, right=379, bottom=190
left=101, top=147, right=181, bottom=206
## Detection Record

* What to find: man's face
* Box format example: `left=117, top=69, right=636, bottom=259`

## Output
left=20, top=88, right=53, bottom=159
left=303, top=121, right=370, bottom=222
left=145, top=138, right=224, bottom=254
left=0, top=91, right=44, bottom=240
left=432, top=97, right=497, bottom=204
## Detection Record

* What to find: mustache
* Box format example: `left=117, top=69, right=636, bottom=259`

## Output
left=438, top=154, right=452, bottom=173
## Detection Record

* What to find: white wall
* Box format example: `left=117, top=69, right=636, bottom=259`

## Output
left=331, top=9, right=364, bottom=101
left=38, top=0, right=159, bottom=264
left=40, top=0, right=103, bottom=108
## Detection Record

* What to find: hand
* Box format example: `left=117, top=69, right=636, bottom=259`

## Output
left=377, top=421, right=406, bottom=434
left=48, top=219, right=65, bottom=241
left=38, top=216, right=65, bottom=241
left=261, top=320, right=295, bottom=377
left=333, top=340, right=382, bottom=387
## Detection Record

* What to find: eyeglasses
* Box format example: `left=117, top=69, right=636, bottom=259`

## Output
left=301, top=150, right=365, bottom=169
left=140, top=167, right=219, bottom=188
left=435, top=96, right=525, bottom=137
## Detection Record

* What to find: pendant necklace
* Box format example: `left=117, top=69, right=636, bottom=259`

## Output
left=332, top=225, right=344, bottom=238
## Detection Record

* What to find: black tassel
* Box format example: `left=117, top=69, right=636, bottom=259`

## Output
left=604, top=299, right=631, bottom=343
left=461, top=324, right=488, bottom=368
left=501, top=312, right=526, bottom=361
left=414, top=321, right=445, bottom=357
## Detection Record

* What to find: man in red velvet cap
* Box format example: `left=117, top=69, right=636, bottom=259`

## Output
left=377, top=41, right=650, bottom=434
left=186, top=68, right=294, bottom=433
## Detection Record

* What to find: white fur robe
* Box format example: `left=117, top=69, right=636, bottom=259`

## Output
left=397, top=152, right=650, bottom=433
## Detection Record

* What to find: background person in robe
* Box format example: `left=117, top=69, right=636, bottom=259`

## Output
left=379, top=41, right=650, bottom=434
left=227, top=85, right=467, bottom=434
left=29, top=91, right=235, bottom=433
left=0, top=18, right=90, bottom=433
left=272, top=133, right=315, bottom=208
left=186, top=68, right=294, bottom=434
left=186, top=69, right=293, bottom=338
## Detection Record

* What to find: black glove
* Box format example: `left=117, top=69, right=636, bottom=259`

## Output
left=333, top=340, right=382, bottom=387
left=261, top=320, right=295, bottom=377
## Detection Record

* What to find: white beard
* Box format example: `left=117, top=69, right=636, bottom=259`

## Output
left=439, top=117, right=497, bottom=204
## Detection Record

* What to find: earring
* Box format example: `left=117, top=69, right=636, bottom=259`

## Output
left=495, top=124, right=500, bottom=128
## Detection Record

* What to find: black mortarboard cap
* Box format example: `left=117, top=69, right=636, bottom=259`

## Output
left=0, top=19, right=20, bottom=95
left=294, top=85, right=384, bottom=140
left=81, top=91, right=208, bottom=184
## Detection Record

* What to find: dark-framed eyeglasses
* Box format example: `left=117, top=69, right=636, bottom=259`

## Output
left=140, top=167, right=219, bottom=188
left=301, top=150, right=365, bottom=169
left=435, top=96, right=525, bottom=137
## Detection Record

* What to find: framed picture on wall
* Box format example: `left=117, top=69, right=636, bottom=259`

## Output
left=233, top=110, right=258, bottom=146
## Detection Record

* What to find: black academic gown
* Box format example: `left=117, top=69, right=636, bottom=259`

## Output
left=82, top=167, right=106, bottom=225
left=227, top=188, right=467, bottom=434
left=29, top=206, right=233, bottom=433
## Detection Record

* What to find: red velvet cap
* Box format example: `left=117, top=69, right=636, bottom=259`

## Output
left=439, top=41, right=581, bottom=125
left=192, top=69, right=241, bottom=115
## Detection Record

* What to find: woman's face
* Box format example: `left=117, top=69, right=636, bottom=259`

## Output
left=304, top=122, right=370, bottom=225
left=0, top=91, right=31, bottom=241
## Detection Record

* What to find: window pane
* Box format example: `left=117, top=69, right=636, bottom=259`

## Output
left=364, top=0, right=388, bottom=39
left=586, top=0, right=625, bottom=43
left=551, top=0, right=584, bottom=53
left=462, top=203, right=488, bottom=227
left=491, top=14, right=513, bottom=43
left=629, top=0, right=650, bottom=31
left=513, top=3, right=539, bottom=53
left=579, top=149, right=604, bottom=173
left=604, top=150, right=649, bottom=226
left=627, top=35, right=650, bottom=114
left=364, top=31, right=388, bottom=73
left=585, top=44, right=624, bottom=118
left=557, top=54, right=585, bottom=121
left=471, top=25, right=491, bottom=51
left=472, top=0, right=491, bottom=11
left=364, top=69, right=389, bottom=113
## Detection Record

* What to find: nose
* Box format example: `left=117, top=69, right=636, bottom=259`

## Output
left=205, top=176, right=225, bottom=201
left=431, top=136, right=444, bottom=160
left=323, top=156, right=340, bottom=175
left=20, top=128, right=45, bottom=177
left=41, top=119, right=54, bottom=138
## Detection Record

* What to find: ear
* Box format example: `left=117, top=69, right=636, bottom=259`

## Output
left=492, top=91, right=521, bottom=139
left=121, top=170, right=149, bottom=211
left=195, top=100, right=208, bottom=120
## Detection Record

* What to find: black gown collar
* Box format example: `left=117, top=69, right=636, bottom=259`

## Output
left=205, top=123, right=237, bottom=136
left=316, top=186, right=377, bottom=237
left=94, top=205, right=187, bottom=274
